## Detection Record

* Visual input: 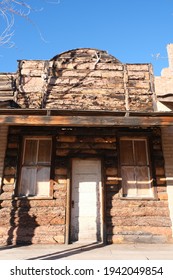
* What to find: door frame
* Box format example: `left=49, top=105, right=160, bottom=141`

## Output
left=65, top=157, right=105, bottom=244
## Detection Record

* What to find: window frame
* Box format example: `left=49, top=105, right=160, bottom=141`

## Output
left=118, top=135, right=155, bottom=199
left=18, top=136, right=53, bottom=198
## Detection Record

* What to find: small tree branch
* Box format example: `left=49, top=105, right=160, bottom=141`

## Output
left=0, top=0, right=60, bottom=47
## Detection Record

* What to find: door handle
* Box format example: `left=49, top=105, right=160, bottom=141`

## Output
left=71, top=200, right=74, bottom=208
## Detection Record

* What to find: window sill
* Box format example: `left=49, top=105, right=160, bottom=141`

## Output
left=14, top=196, right=53, bottom=200
left=120, top=196, right=158, bottom=201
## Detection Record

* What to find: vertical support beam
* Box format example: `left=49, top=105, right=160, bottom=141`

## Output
left=0, top=126, right=8, bottom=189
left=65, top=176, right=71, bottom=244
left=162, top=127, right=173, bottom=237
left=41, top=60, right=50, bottom=109
left=101, top=158, right=107, bottom=244
left=149, top=64, right=158, bottom=112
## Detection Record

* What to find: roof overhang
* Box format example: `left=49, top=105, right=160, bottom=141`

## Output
left=1, top=109, right=173, bottom=127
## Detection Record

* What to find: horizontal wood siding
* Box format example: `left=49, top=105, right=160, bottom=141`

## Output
left=0, top=74, right=15, bottom=101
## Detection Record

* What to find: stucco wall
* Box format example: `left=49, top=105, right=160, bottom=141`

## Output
left=155, top=44, right=173, bottom=112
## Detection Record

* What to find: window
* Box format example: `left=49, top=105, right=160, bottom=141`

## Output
left=119, top=137, right=153, bottom=198
left=19, top=137, right=52, bottom=197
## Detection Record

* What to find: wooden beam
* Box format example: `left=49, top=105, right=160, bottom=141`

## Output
left=1, top=114, right=173, bottom=127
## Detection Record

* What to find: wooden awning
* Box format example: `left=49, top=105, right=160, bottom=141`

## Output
left=0, top=109, right=173, bottom=127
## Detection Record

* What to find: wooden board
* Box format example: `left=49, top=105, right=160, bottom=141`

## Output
left=1, top=114, right=173, bottom=126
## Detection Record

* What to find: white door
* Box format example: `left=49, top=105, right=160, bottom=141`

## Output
left=70, top=159, right=102, bottom=243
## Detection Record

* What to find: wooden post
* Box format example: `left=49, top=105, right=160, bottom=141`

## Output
left=65, top=176, right=71, bottom=244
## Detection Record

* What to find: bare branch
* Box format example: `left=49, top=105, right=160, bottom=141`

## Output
left=0, top=0, right=60, bottom=47
left=0, top=6, right=14, bottom=47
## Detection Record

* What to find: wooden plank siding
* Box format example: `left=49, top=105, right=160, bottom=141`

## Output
left=0, top=126, right=171, bottom=245
left=0, top=74, right=16, bottom=101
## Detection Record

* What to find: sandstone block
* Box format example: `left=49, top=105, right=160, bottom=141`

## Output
left=4, top=167, right=16, bottom=176
left=2, top=185, right=14, bottom=192
left=0, top=192, right=13, bottom=200
left=53, top=235, right=65, bottom=243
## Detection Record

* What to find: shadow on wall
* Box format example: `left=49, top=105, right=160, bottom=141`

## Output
left=7, top=199, right=39, bottom=245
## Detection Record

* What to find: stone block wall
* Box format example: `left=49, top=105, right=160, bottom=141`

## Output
left=0, top=199, right=65, bottom=244
left=14, top=48, right=155, bottom=112
left=0, top=126, right=172, bottom=244
left=0, top=126, right=66, bottom=245
left=106, top=127, right=172, bottom=243
left=126, top=64, right=154, bottom=111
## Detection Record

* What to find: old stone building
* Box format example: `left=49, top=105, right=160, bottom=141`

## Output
left=0, top=46, right=173, bottom=245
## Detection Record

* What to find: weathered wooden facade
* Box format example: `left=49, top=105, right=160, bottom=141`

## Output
left=0, top=47, right=173, bottom=245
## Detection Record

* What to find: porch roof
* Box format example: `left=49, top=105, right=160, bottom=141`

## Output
left=0, top=109, right=173, bottom=127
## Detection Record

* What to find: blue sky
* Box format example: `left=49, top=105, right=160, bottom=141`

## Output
left=0, top=0, right=173, bottom=75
